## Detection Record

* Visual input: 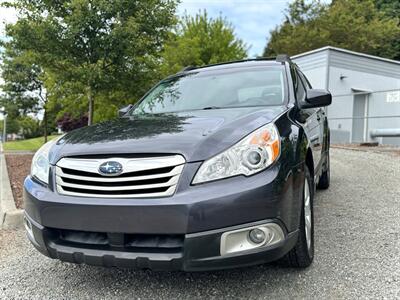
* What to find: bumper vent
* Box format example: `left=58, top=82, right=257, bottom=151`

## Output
left=49, top=228, right=184, bottom=253
left=55, top=155, right=185, bottom=198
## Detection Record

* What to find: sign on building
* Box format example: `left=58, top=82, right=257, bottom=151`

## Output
left=386, top=91, right=400, bottom=103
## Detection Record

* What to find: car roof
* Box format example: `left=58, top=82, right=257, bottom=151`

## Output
left=177, top=58, right=287, bottom=75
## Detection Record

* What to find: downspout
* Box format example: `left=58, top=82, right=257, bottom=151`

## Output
left=325, top=49, right=330, bottom=91
left=364, top=94, right=369, bottom=142
left=325, top=50, right=331, bottom=116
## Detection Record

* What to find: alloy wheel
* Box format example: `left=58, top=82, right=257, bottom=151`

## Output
left=304, top=177, right=312, bottom=251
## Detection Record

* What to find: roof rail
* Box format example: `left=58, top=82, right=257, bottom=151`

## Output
left=170, top=57, right=285, bottom=77
left=276, top=54, right=292, bottom=63
left=180, top=66, right=197, bottom=72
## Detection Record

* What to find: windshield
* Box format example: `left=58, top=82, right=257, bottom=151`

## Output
left=131, top=66, right=286, bottom=115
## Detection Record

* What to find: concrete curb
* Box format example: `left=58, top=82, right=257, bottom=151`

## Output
left=1, top=150, right=24, bottom=230
left=4, top=150, right=36, bottom=155
left=331, top=145, right=400, bottom=154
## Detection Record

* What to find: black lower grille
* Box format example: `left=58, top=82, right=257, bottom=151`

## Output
left=49, top=228, right=184, bottom=253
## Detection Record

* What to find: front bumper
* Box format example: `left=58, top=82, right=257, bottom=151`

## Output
left=25, top=213, right=298, bottom=271
left=23, top=161, right=303, bottom=271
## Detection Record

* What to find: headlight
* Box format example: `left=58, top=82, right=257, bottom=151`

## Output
left=193, top=123, right=280, bottom=184
left=31, top=138, right=59, bottom=184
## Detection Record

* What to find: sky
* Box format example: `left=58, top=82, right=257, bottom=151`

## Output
left=0, top=0, right=289, bottom=57
left=177, top=0, right=289, bottom=56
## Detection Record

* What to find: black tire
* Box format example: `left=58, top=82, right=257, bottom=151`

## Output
left=279, top=165, right=314, bottom=268
left=317, top=152, right=330, bottom=190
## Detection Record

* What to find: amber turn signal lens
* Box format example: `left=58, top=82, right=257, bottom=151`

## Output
left=271, top=139, right=280, bottom=160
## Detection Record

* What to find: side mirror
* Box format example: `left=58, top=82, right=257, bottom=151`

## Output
left=299, top=89, right=332, bottom=109
left=118, top=104, right=133, bottom=117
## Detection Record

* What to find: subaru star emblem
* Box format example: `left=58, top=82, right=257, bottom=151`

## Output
left=98, top=161, right=123, bottom=176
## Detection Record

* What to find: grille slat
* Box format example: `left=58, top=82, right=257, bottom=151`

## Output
left=56, top=165, right=183, bottom=182
left=55, top=155, right=185, bottom=198
left=57, top=156, right=184, bottom=174
left=60, top=185, right=172, bottom=195
left=56, top=175, right=180, bottom=191
left=60, top=176, right=172, bottom=186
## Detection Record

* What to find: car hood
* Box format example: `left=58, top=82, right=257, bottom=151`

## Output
left=50, top=106, right=287, bottom=164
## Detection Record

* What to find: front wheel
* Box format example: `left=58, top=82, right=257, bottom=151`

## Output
left=279, top=165, right=314, bottom=268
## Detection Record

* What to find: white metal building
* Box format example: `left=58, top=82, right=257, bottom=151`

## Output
left=292, top=46, right=400, bottom=145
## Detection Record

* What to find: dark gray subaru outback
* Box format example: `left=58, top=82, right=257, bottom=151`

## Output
left=24, top=56, right=331, bottom=271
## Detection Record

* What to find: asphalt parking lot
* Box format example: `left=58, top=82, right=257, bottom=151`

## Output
left=0, top=148, right=399, bottom=299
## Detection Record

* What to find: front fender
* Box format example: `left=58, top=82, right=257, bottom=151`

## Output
left=274, top=111, right=308, bottom=231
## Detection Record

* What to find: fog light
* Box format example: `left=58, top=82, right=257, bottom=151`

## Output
left=248, top=228, right=266, bottom=244
left=220, top=223, right=284, bottom=256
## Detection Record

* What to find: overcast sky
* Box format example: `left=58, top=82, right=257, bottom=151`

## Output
left=0, top=0, right=289, bottom=57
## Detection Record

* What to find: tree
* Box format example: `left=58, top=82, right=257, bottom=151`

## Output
left=18, top=115, right=41, bottom=139
left=264, top=0, right=400, bottom=59
left=0, top=48, right=40, bottom=115
left=283, top=0, right=326, bottom=25
left=57, top=113, right=88, bottom=132
left=160, top=11, right=248, bottom=76
left=374, top=0, right=400, bottom=60
left=0, top=99, right=21, bottom=137
left=4, top=0, right=178, bottom=125
left=374, top=0, right=400, bottom=18
left=0, top=44, right=56, bottom=142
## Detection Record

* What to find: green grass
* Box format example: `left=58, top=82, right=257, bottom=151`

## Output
left=3, top=135, right=59, bottom=151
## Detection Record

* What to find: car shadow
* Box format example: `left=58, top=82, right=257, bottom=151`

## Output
left=55, top=249, right=314, bottom=299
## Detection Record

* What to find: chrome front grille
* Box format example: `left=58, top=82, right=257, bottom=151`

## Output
left=55, top=155, right=185, bottom=198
